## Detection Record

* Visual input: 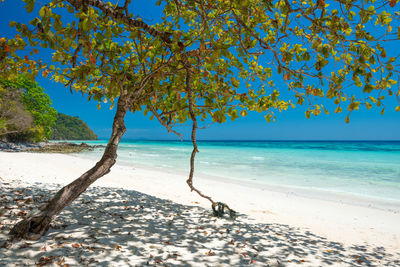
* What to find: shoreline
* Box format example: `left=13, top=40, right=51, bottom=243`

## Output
left=74, top=151, right=400, bottom=214
left=1, top=151, right=400, bottom=254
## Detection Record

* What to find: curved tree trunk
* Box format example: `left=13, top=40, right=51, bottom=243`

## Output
left=9, top=94, right=130, bottom=240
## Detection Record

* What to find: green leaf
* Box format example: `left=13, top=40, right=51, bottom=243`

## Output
left=23, top=0, right=35, bottom=13
left=82, top=18, right=89, bottom=31
left=39, top=6, right=46, bottom=17
left=335, top=106, right=342, bottom=113
left=363, top=84, right=374, bottom=93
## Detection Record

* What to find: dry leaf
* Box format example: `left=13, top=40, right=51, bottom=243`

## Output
left=17, top=211, right=26, bottom=216
left=89, top=54, right=96, bottom=64
left=19, top=242, right=32, bottom=249
left=37, top=256, right=55, bottom=266
left=3, top=44, right=11, bottom=53
left=56, top=258, right=65, bottom=266
left=71, top=243, right=80, bottom=248
left=205, top=250, right=215, bottom=256
left=1, top=242, right=9, bottom=249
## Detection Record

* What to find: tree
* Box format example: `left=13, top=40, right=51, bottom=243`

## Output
left=4, top=0, right=399, bottom=239
left=0, top=75, right=57, bottom=141
left=0, top=85, right=33, bottom=138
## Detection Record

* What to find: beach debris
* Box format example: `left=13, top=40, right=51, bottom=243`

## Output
left=36, top=256, right=56, bottom=266
left=205, top=250, right=215, bottom=256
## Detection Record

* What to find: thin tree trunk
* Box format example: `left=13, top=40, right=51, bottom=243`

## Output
left=9, top=93, right=130, bottom=240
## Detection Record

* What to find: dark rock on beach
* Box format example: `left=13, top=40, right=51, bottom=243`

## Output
left=0, top=141, right=103, bottom=153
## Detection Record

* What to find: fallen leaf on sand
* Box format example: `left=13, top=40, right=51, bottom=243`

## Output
left=19, top=242, right=32, bottom=249
left=17, top=211, right=26, bottom=216
left=205, top=250, right=215, bottom=256
left=1, top=242, right=9, bottom=249
left=56, top=258, right=65, bottom=266
left=37, top=256, right=55, bottom=266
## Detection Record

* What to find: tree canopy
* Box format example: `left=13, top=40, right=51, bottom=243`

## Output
left=2, top=0, right=399, bottom=126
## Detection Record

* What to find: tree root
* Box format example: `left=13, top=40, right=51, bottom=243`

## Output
left=9, top=214, right=51, bottom=240
left=212, top=202, right=237, bottom=220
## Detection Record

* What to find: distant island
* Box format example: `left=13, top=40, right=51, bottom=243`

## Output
left=51, top=113, right=97, bottom=140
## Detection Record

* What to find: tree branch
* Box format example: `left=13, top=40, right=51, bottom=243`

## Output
left=67, top=0, right=172, bottom=43
left=148, top=104, right=182, bottom=140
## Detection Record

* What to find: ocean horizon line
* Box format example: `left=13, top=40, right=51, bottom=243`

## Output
left=91, top=139, right=400, bottom=142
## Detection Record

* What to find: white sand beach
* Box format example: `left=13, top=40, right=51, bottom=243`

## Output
left=1, top=151, right=400, bottom=266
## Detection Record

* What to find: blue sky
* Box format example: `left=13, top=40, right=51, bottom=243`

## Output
left=1, top=0, right=399, bottom=140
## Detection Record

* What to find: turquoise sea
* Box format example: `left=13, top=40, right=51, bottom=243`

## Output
left=74, top=140, right=400, bottom=204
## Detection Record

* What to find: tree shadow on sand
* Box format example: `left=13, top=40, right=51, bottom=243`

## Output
left=1, top=178, right=399, bottom=266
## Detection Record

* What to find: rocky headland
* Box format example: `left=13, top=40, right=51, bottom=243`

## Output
left=0, top=141, right=103, bottom=153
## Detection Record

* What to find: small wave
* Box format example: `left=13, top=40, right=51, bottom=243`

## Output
left=141, top=153, right=159, bottom=157
left=167, top=148, right=187, bottom=151
left=252, top=156, right=265, bottom=161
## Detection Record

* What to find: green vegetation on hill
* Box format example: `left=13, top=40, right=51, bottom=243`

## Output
left=0, top=76, right=97, bottom=142
left=0, top=76, right=57, bottom=142
left=51, top=113, right=97, bottom=140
